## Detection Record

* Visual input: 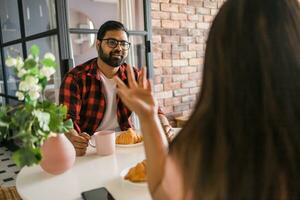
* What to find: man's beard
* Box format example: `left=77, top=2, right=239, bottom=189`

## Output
left=98, top=47, right=126, bottom=67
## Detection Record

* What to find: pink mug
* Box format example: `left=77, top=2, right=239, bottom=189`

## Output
left=89, top=130, right=115, bottom=156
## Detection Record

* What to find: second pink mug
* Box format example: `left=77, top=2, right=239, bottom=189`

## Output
left=89, top=130, right=115, bottom=156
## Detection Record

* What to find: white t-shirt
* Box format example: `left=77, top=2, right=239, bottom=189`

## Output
left=96, top=73, right=119, bottom=131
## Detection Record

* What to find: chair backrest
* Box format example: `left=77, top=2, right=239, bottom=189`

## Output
left=0, top=186, right=22, bottom=200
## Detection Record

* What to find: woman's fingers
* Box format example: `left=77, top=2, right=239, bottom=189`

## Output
left=126, top=64, right=138, bottom=88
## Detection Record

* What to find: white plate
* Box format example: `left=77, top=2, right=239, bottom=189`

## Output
left=120, top=167, right=147, bottom=187
left=115, top=131, right=143, bottom=148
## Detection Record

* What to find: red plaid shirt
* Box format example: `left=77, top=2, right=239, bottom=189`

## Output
left=59, top=58, right=163, bottom=135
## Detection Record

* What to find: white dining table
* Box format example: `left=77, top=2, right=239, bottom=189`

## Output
left=16, top=144, right=151, bottom=200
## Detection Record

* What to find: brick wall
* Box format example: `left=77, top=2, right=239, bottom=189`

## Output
left=151, top=0, right=224, bottom=121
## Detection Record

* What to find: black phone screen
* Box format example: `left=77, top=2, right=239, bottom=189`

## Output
left=81, top=187, right=116, bottom=200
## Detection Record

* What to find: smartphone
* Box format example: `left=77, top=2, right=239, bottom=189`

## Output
left=81, top=187, right=116, bottom=200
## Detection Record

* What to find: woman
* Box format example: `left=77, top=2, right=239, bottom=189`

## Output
left=114, top=0, right=300, bottom=199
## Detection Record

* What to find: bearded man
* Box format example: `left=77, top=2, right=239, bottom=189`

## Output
left=59, top=21, right=173, bottom=156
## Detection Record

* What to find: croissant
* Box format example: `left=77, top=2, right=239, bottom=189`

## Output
left=125, top=160, right=147, bottom=182
left=116, top=128, right=143, bottom=144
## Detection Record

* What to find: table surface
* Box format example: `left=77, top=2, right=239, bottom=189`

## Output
left=16, top=145, right=151, bottom=200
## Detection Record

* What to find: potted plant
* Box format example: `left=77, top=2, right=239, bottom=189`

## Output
left=0, top=45, right=75, bottom=174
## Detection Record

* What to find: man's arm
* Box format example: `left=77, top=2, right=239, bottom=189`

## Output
left=59, top=74, right=90, bottom=156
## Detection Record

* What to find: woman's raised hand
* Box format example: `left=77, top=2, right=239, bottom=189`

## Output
left=113, top=65, right=158, bottom=120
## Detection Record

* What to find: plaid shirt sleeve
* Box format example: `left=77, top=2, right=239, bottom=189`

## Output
left=59, top=73, right=82, bottom=133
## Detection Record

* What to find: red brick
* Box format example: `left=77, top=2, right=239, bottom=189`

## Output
left=180, top=36, right=195, bottom=44
left=162, top=35, right=180, bottom=43
left=172, top=44, right=188, bottom=52
left=172, top=59, right=189, bottom=67
left=182, top=80, right=198, bottom=88
left=153, top=51, right=162, bottom=59
left=173, top=74, right=189, bottom=82
left=161, top=3, right=179, bottom=12
left=190, top=87, right=200, bottom=94
left=188, top=29, right=204, bottom=36
left=154, top=76, right=162, bottom=84
left=204, top=15, right=214, bottom=22
left=211, top=8, right=218, bottom=15
left=204, top=1, right=218, bottom=9
left=180, top=66, right=197, bottom=73
left=162, top=75, right=173, bottom=83
left=157, top=0, right=170, bottom=2
left=180, top=51, right=196, bottom=59
left=179, top=5, right=195, bottom=14
left=163, top=106, right=174, bottom=113
left=152, top=11, right=170, bottom=19
left=174, top=88, right=189, bottom=97
left=189, top=72, right=201, bottom=80
left=197, top=22, right=210, bottom=29
left=154, top=59, right=172, bottom=67
left=154, top=68, right=163, bottom=75
left=164, top=82, right=181, bottom=90
left=163, top=52, right=180, bottom=59
left=152, top=19, right=161, bottom=27
left=153, top=28, right=172, bottom=35
left=154, top=84, right=164, bottom=92
left=155, top=90, right=173, bottom=99
left=171, top=0, right=187, bottom=4
left=174, top=104, right=190, bottom=112
left=162, top=20, right=180, bottom=28
left=151, top=3, right=160, bottom=11
left=188, top=0, right=203, bottom=7
left=162, top=67, right=173, bottom=75
left=196, top=36, right=206, bottom=44
left=196, top=7, right=210, bottom=15
left=187, top=14, right=199, bottom=21
left=171, top=29, right=188, bottom=35
left=159, top=43, right=172, bottom=52
left=172, top=67, right=182, bottom=74
left=189, top=58, right=204, bottom=66
left=188, top=44, right=204, bottom=51
left=171, top=13, right=187, bottom=20
left=180, top=21, right=196, bottom=28
left=164, top=97, right=181, bottom=106
left=152, top=35, right=161, bottom=43
left=182, top=95, right=196, bottom=103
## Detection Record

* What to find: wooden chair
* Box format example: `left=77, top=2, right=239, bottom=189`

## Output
left=0, top=186, right=22, bottom=200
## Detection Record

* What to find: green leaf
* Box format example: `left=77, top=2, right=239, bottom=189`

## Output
left=12, top=148, right=42, bottom=167
left=41, top=58, right=57, bottom=68
left=30, top=45, right=40, bottom=57
left=24, top=59, right=37, bottom=70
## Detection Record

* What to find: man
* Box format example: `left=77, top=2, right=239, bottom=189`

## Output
left=59, top=21, right=173, bottom=156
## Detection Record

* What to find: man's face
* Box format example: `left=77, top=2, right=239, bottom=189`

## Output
left=97, top=30, right=129, bottom=67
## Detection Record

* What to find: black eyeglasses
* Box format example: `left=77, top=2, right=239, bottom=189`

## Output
left=100, top=38, right=131, bottom=50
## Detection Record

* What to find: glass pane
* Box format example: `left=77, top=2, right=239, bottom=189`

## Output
left=26, top=36, right=60, bottom=103
left=0, top=96, right=5, bottom=106
left=23, top=0, right=56, bottom=36
left=0, top=53, right=4, bottom=96
left=0, top=0, right=21, bottom=43
left=128, top=0, right=144, bottom=31
left=70, top=33, right=97, bottom=66
left=128, top=36, right=146, bottom=68
left=8, top=97, right=21, bottom=106
left=68, top=1, right=118, bottom=29
left=3, top=44, right=23, bottom=97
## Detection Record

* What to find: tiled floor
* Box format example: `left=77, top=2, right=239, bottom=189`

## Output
left=0, top=146, right=20, bottom=187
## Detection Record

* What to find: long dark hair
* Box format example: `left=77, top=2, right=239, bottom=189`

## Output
left=171, top=0, right=300, bottom=199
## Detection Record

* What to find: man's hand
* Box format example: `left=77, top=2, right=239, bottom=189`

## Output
left=65, top=129, right=91, bottom=156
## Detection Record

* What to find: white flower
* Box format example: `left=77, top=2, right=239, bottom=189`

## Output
left=5, top=57, right=17, bottom=67
left=25, top=76, right=39, bottom=86
left=15, top=91, right=25, bottom=101
left=30, top=84, right=42, bottom=92
left=17, top=69, right=27, bottom=78
left=16, top=57, right=24, bottom=70
left=19, top=81, right=30, bottom=91
left=48, top=132, right=58, bottom=138
left=44, top=53, right=55, bottom=61
left=28, top=90, right=40, bottom=100
left=32, top=110, right=50, bottom=131
left=27, top=54, right=33, bottom=59
left=40, top=66, right=55, bottom=80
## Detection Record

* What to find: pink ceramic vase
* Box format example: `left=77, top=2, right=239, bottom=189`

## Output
left=40, top=134, right=76, bottom=175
